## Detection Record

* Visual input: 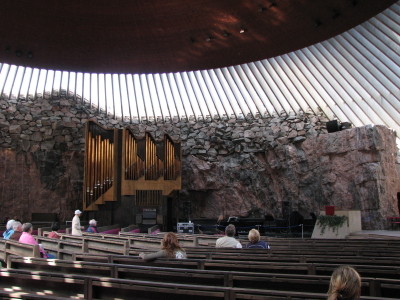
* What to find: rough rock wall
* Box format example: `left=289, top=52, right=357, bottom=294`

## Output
left=182, top=125, right=399, bottom=229
left=0, top=96, right=398, bottom=228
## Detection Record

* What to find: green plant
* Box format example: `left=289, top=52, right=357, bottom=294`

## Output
left=317, top=215, right=349, bottom=235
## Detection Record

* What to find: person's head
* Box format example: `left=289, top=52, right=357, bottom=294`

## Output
left=22, top=223, right=33, bottom=233
left=74, top=209, right=82, bottom=216
left=6, top=219, right=15, bottom=230
left=89, top=219, right=97, bottom=226
left=248, top=229, right=260, bottom=244
left=12, top=221, right=22, bottom=232
left=161, top=232, right=182, bottom=257
left=225, top=224, right=236, bottom=237
left=51, top=222, right=60, bottom=231
left=328, top=266, right=361, bottom=300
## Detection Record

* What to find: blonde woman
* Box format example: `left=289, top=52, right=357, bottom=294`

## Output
left=327, top=266, right=361, bottom=300
left=245, top=229, right=270, bottom=249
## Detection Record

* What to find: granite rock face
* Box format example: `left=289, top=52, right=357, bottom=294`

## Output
left=0, top=96, right=398, bottom=229
left=180, top=125, right=399, bottom=229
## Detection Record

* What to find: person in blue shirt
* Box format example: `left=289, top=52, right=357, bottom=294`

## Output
left=3, top=219, right=15, bottom=239
left=86, top=219, right=99, bottom=233
left=245, top=229, right=270, bottom=249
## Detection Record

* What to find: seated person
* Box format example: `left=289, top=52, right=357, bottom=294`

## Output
left=3, top=219, right=15, bottom=239
left=19, top=223, right=56, bottom=259
left=216, top=224, right=242, bottom=248
left=139, top=232, right=187, bottom=261
left=86, top=219, right=99, bottom=233
left=48, top=222, right=61, bottom=239
left=245, top=229, right=270, bottom=249
left=9, top=221, right=23, bottom=241
left=328, top=265, right=361, bottom=300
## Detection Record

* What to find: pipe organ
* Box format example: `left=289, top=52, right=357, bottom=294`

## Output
left=83, top=121, right=181, bottom=211
left=83, top=122, right=116, bottom=211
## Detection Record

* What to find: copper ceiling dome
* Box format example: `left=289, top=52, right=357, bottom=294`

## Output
left=0, top=0, right=396, bottom=74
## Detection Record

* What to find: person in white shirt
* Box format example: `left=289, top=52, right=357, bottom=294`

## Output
left=216, top=224, right=242, bottom=248
left=71, top=209, right=84, bottom=236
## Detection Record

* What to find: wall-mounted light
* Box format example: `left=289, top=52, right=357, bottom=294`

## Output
left=206, top=35, right=214, bottom=42
left=222, top=31, right=230, bottom=37
left=239, top=27, right=246, bottom=34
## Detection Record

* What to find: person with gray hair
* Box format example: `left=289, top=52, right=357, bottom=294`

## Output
left=216, top=224, right=242, bottom=248
left=9, top=221, right=23, bottom=241
left=86, top=219, right=99, bottom=233
left=3, top=219, right=15, bottom=239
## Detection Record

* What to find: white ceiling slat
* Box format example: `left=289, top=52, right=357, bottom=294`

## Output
left=358, top=22, right=400, bottom=72
left=199, top=70, right=226, bottom=119
left=205, top=69, right=234, bottom=119
left=226, top=66, right=260, bottom=118
left=192, top=71, right=220, bottom=119
left=213, top=68, right=243, bottom=118
left=307, top=44, right=374, bottom=126
left=324, top=36, right=399, bottom=128
left=276, top=55, right=312, bottom=111
left=233, top=64, right=267, bottom=117
left=365, top=19, right=399, bottom=54
left=146, top=74, right=163, bottom=122
left=187, top=72, right=213, bottom=120
left=167, top=73, right=188, bottom=120
left=269, top=57, right=307, bottom=113
left=160, top=73, right=180, bottom=120
left=220, top=67, right=254, bottom=118
left=249, top=61, right=284, bottom=115
left=172, top=72, right=194, bottom=120
left=343, top=30, right=399, bottom=92
left=294, top=49, right=350, bottom=122
left=180, top=72, right=203, bottom=120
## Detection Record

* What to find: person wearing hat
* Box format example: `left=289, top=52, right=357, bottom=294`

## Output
left=72, top=209, right=84, bottom=236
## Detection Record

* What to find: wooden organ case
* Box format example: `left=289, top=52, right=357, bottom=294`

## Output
left=83, top=121, right=181, bottom=228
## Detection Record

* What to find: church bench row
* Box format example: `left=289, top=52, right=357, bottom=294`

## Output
left=127, top=248, right=400, bottom=267
left=49, top=231, right=400, bottom=253
left=0, top=267, right=350, bottom=300
left=35, top=236, right=129, bottom=261
left=80, top=233, right=400, bottom=256
left=0, top=290, right=74, bottom=300
left=7, top=256, right=400, bottom=298
left=117, top=231, right=400, bottom=250
left=72, top=252, right=400, bottom=280
left=118, top=231, right=400, bottom=246
left=38, top=235, right=400, bottom=268
left=0, top=240, right=41, bottom=265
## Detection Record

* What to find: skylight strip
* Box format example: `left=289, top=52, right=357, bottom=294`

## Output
left=220, top=67, right=253, bottom=119
left=194, top=70, right=221, bottom=119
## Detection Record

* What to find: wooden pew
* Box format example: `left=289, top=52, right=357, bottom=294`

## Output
left=0, top=267, right=349, bottom=300
left=0, top=240, right=41, bottom=267
left=7, top=256, right=400, bottom=298
left=73, top=252, right=400, bottom=280
left=47, top=235, right=130, bottom=256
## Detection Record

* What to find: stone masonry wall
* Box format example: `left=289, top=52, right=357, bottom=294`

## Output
left=0, top=96, right=399, bottom=229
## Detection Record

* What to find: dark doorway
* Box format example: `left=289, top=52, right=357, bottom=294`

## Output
left=397, top=192, right=400, bottom=214
left=166, top=197, right=173, bottom=231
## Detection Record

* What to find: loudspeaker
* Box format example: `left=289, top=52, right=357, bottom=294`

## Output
left=326, top=120, right=340, bottom=133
